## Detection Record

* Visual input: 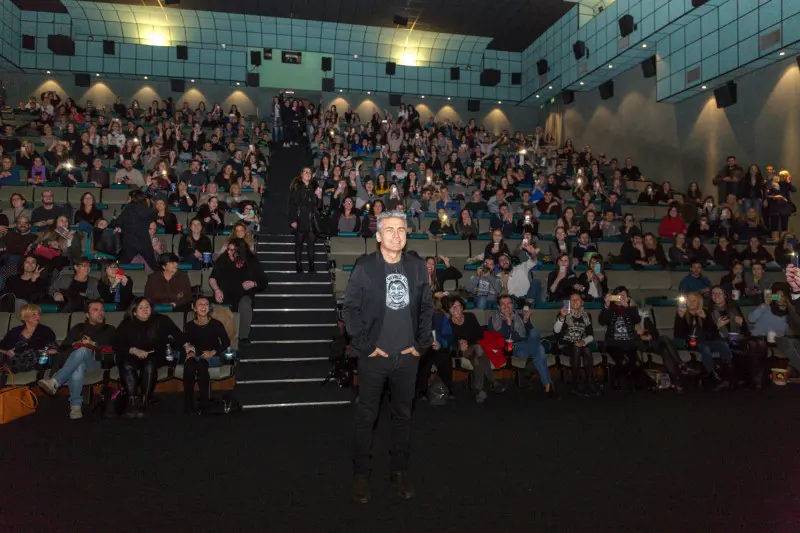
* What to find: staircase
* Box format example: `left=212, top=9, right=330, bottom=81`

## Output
left=234, top=145, right=353, bottom=409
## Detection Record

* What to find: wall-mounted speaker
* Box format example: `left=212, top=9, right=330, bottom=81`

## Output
left=74, top=73, right=90, bottom=87
left=511, top=72, right=521, bottom=85
left=250, top=50, right=262, bottom=66
left=599, top=80, right=614, bottom=100
left=386, top=62, right=396, bottom=75
left=573, top=41, right=586, bottom=60
left=322, top=78, right=335, bottom=92
left=246, top=73, right=260, bottom=87
left=714, top=81, right=738, bottom=108
left=264, top=48, right=273, bottom=60
left=691, top=0, right=709, bottom=6
left=171, top=79, right=185, bottom=93
left=321, top=57, right=332, bottom=72
left=176, top=45, right=188, bottom=60
left=641, top=56, right=657, bottom=78
left=450, top=67, right=460, bottom=81
left=563, top=90, right=575, bottom=105
left=619, top=15, right=636, bottom=37
left=103, top=40, right=115, bottom=55
left=47, top=34, right=75, bottom=56
left=480, top=69, right=500, bottom=86
left=467, top=100, right=480, bottom=112
left=22, top=35, right=35, bottom=50
left=536, top=60, right=549, bottom=76
left=389, top=94, right=403, bottom=107
left=393, top=15, right=408, bottom=26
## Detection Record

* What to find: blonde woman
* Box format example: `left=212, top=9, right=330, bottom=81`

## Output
left=0, top=303, right=57, bottom=376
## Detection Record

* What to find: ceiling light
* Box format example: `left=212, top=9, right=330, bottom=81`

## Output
left=221, top=43, right=226, bottom=49
left=497, top=101, right=502, bottom=104
left=339, top=89, right=343, bottom=92
left=701, top=85, right=707, bottom=89
left=190, top=79, right=195, bottom=83
left=143, top=76, right=148, bottom=80
left=608, top=64, right=613, bottom=68
left=236, top=82, right=240, bottom=86
left=580, top=81, right=584, bottom=85
left=642, top=43, right=648, bottom=48
left=46, top=70, right=51, bottom=74
left=421, top=95, right=425, bottom=99
left=779, top=51, right=786, bottom=56
left=367, top=91, right=371, bottom=94
left=548, top=86, right=552, bottom=89
left=95, top=73, right=100, bottom=77
left=535, top=95, right=539, bottom=98
left=353, top=54, right=358, bottom=59
left=447, top=97, right=451, bottom=101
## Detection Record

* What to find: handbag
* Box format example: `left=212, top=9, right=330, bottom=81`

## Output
left=94, top=228, right=123, bottom=256
left=0, top=366, right=39, bottom=424
left=33, top=244, right=62, bottom=261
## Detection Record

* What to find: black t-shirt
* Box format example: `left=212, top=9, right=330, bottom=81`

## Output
left=375, top=260, right=415, bottom=355
left=184, top=318, right=230, bottom=354
left=67, top=279, right=88, bottom=300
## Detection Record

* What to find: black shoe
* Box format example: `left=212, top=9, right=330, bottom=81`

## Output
left=546, top=385, right=560, bottom=399
left=352, top=475, right=371, bottom=504
left=308, top=264, right=316, bottom=273
left=136, top=396, right=148, bottom=418
left=572, top=384, right=588, bottom=397
left=125, top=396, right=139, bottom=419
left=296, top=264, right=304, bottom=274
left=390, top=471, right=415, bottom=500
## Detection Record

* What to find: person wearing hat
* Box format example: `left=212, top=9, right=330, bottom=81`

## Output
left=748, top=280, right=800, bottom=379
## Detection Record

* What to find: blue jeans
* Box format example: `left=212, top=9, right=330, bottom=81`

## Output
left=697, top=340, right=732, bottom=374
left=272, top=120, right=283, bottom=143
left=513, top=330, right=552, bottom=387
left=524, top=280, right=542, bottom=305
left=475, top=295, right=497, bottom=310
left=742, top=197, right=762, bottom=217
left=52, top=347, right=101, bottom=407
left=775, top=337, right=800, bottom=372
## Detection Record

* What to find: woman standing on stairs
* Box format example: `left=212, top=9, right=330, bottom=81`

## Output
left=288, top=167, right=321, bottom=273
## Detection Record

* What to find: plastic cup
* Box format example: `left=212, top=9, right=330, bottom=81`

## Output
left=731, top=289, right=740, bottom=300
left=202, top=252, right=212, bottom=264
left=767, top=331, right=777, bottom=343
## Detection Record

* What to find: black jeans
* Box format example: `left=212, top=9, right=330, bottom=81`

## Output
left=183, top=357, right=211, bottom=410
left=118, top=353, right=158, bottom=400
left=294, top=229, right=315, bottom=267
left=354, top=352, right=420, bottom=476
left=606, top=345, right=640, bottom=386
left=415, top=346, right=453, bottom=396
left=647, top=337, right=683, bottom=382
left=565, top=344, right=594, bottom=386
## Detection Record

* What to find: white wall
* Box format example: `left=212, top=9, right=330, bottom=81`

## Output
left=0, top=73, right=547, bottom=135
left=557, top=56, right=800, bottom=195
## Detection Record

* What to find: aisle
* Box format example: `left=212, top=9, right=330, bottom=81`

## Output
left=262, top=145, right=304, bottom=233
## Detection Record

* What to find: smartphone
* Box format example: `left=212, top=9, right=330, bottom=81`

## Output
left=116, top=268, right=124, bottom=276
left=559, top=266, right=566, bottom=273
left=562, top=300, right=571, bottom=313
left=522, top=238, right=529, bottom=245
left=593, top=263, right=601, bottom=275
left=771, top=293, right=780, bottom=301
left=791, top=252, right=799, bottom=268
left=609, top=295, right=621, bottom=303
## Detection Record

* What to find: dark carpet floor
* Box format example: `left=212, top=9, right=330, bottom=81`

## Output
left=3, top=384, right=800, bottom=532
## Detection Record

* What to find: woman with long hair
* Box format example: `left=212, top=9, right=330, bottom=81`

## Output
left=288, top=167, right=321, bottom=273
left=153, top=198, right=178, bottom=235
left=97, top=258, right=134, bottom=309
left=456, top=208, right=479, bottom=240
left=73, top=192, right=104, bottom=231
left=196, top=196, right=226, bottom=235
left=113, top=296, right=184, bottom=417
left=739, top=164, right=765, bottom=216
left=332, top=197, right=361, bottom=235
left=179, top=218, right=214, bottom=267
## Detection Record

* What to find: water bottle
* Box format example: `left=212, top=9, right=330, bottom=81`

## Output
left=37, top=349, right=49, bottom=367
left=165, top=344, right=175, bottom=363
left=224, top=346, right=235, bottom=362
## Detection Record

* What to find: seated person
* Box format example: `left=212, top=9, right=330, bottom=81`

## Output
left=483, top=229, right=511, bottom=262
left=153, top=198, right=179, bottom=235
left=0, top=303, right=57, bottom=377
left=113, top=296, right=184, bottom=418
left=600, top=210, right=621, bottom=238
left=668, top=232, right=691, bottom=267
left=196, top=196, right=226, bottom=235
left=416, top=313, right=456, bottom=401
left=747, top=262, right=768, bottom=299
left=96, top=259, right=134, bottom=310
left=49, top=257, right=101, bottom=313
left=546, top=254, right=578, bottom=302
left=428, top=208, right=456, bottom=237
left=516, top=208, right=539, bottom=236
left=553, top=292, right=598, bottom=396
left=209, top=238, right=267, bottom=345
left=571, top=231, right=598, bottom=265
left=488, top=294, right=557, bottom=397
left=168, top=181, right=197, bottom=212
left=620, top=234, right=650, bottom=269
left=425, top=255, right=462, bottom=304
left=178, top=219, right=214, bottom=267
left=576, top=255, right=608, bottom=301
left=687, top=236, right=714, bottom=266
left=643, top=233, right=669, bottom=267
left=37, top=300, right=116, bottom=419
left=498, top=243, right=541, bottom=305
left=466, top=257, right=503, bottom=310
left=182, top=296, right=230, bottom=414
left=738, top=236, right=774, bottom=267
left=332, top=198, right=362, bottom=235
left=489, top=203, right=516, bottom=238
left=144, top=253, right=193, bottom=311
left=673, top=291, right=731, bottom=391
left=536, top=190, right=562, bottom=217
left=720, top=262, right=746, bottom=297
left=678, top=262, right=711, bottom=296
left=2, top=255, right=48, bottom=310
left=635, top=305, right=691, bottom=391
left=598, top=287, right=642, bottom=390
left=445, top=296, right=505, bottom=404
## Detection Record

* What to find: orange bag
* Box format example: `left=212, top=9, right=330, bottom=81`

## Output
left=0, top=366, right=39, bottom=424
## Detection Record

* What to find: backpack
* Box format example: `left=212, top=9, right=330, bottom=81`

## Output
left=644, top=369, right=672, bottom=390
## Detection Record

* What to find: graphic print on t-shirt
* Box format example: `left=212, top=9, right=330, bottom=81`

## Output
left=386, top=272, right=410, bottom=311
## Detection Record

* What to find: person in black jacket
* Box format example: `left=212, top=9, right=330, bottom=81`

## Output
left=598, top=287, right=642, bottom=389
left=673, top=291, right=731, bottom=391
left=342, top=210, right=434, bottom=504
left=183, top=296, right=230, bottom=414
left=209, top=238, right=267, bottom=346
left=112, top=296, right=185, bottom=418
left=288, top=167, right=321, bottom=273
left=113, top=190, right=157, bottom=270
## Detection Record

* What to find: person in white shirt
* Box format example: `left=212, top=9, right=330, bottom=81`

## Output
left=498, top=242, right=542, bottom=306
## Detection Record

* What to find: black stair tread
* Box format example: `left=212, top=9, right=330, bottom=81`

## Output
left=261, top=284, right=334, bottom=296
left=255, top=296, right=335, bottom=308
left=250, top=325, right=338, bottom=341
left=265, top=273, right=331, bottom=283
left=237, top=359, right=332, bottom=381
left=235, top=381, right=354, bottom=407
left=251, top=310, right=338, bottom=324
left=238, top=342, right=330, bottom=360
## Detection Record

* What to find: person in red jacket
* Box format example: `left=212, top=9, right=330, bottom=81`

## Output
left=657, top=204, right=688, bottom=239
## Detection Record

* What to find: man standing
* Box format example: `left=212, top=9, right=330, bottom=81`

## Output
left=343, top=210, right=434, bottom=504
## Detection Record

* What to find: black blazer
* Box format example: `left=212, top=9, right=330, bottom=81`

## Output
left=342, top=251, right=434, bottom=358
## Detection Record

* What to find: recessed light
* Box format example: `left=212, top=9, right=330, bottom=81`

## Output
left=580, top=81, right=584, bottom=85
left=779, top=51, right=786, bottom=56
left=608, top=64, right=613, bottom=68
left=447, top=97, right=451, bottom=101
left=367, top=91, right=371, bottom=94
left=701, top=85, right=707, bottom=89
left=353, top=54, right=358, bottom=59
left=642, top=43, right=648, bottom=48
left=95, top=73, right=100, bottom=77
left=339, top=89, right=343, bottom=92
left=190, top=79, right=195, bottom=83
left=143, top=76, right=148, bottom=80
left=46, top=70, right=51, bottom=74
left=221, top=43, right=226, bottom=49
left=236, top=82, right=240, bottom=86
left=421, top=95, right=425, bottom=99
left=497, top=101, right=502, bottom=104
left=548, top=86, right=552, bottom=89
left=535, top=95, right=539, bottom=98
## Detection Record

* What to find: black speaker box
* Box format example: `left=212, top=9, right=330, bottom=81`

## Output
left=573, top=40, right=586, bottom=60
left=714, top=81, right=738, bottom=108
left=563, top=90, right=575, bottom=105
left=386, top=62, right=396, bottom=75
left=450, top=67, right=460, bottom=81
left=322, top=78, right=335, bottom=92
left=480, top=69, right=500, bottom=86
left=250, top=50, right=262, bottom=66
left=171, top=79, right=185, bottom=93
left=176, top=45, right=188, bottom=60
left=599, top=80, right=614, bottom=100
left=389, top=94, right=402, bottom=107
left=22, top=34, right=35, bottom=50
left=48, top=34, right=75, bottom=56
left=511, top=72, right=521, bottom=85
left=321, top=57, right=332, bottom=71
left=264, top=48, right=273, bottom=60
left=246, top=73, right=260, bottom=87
left=467, top=100, right=480, bottom=112
left=74, top=73, right=90, bottom=87
left=393, top=15, right=408, bottom=26
left=619, top=14, right=636, bottom=37
left=536, top=60, right=549, bottom=76
left=691, top=0, right=709, bottom=6
left=641, top=56, right=657, bottom=78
